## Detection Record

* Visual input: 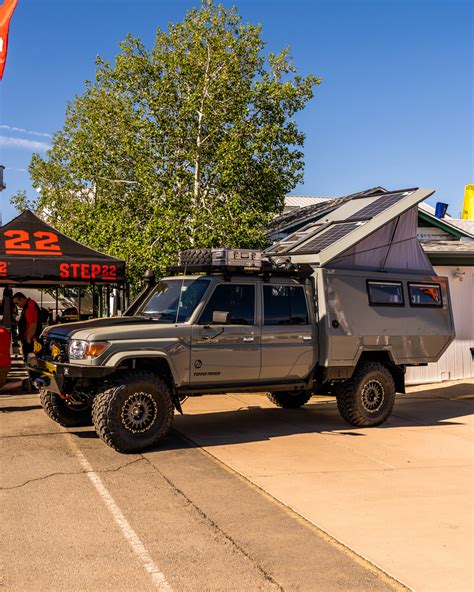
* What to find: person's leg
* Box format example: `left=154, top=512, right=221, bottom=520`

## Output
left=22, top=340, right=41, bottom=388
left=21, top=339, right=35, bottom=362
left=0, top=366, right=10, bottom=388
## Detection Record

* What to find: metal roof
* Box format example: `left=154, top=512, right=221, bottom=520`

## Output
left=266, top=187, right=434, bottom=266
left=447, top=219, right=474, bottom=237
left=284, top=195, right=330, bottom=209
left=417, top=208, right=474, bottom=240
left=422, top=241, right=474, bottom=265
left=422, top=241, right=474, bottom=254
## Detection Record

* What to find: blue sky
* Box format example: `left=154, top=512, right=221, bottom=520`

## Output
left=0, top=0, right=472, bottom=224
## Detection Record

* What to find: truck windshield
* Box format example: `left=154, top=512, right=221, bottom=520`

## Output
left=136, top=278, right=210, bottom=323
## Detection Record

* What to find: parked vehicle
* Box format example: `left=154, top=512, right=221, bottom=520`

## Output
left=28, top=188, right=455, bottom=452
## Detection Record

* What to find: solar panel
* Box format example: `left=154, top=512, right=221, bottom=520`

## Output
left=347, top=192, right=406, bottom=221
left=266, top=223, right=326, bottom=254
left=266, top=187, right=388, bottom=237
left=293, top=222, right=362, bottom=254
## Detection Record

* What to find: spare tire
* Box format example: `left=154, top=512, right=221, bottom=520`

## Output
left=179, top=248, right=213, bottom=266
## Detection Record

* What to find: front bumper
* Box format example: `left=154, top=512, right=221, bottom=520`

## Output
left=27, top=356, right=115, bottom=394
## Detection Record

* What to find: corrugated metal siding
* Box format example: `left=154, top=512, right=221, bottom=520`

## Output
left=406, top=265, right=474, bottom=384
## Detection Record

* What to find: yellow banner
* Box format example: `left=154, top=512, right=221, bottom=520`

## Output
left=462, top=184, right=474, bottom=220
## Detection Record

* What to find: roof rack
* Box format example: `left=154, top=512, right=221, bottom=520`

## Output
left=165, top=248, right=314, bottom=280
left=166, top=261, right=314, bottom=280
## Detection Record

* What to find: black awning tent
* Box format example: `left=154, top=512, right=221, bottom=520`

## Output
left=0, top=210, right=126, bottom=285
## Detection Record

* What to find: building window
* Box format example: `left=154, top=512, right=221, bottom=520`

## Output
left=408, top=283, right=442, bottom=307
left=367, top=281, right=404, bottom=306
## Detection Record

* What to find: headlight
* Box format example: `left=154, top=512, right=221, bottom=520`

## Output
left=69, top=340, right=87, bottom=359
left=69, top=340, right=110, bottom=360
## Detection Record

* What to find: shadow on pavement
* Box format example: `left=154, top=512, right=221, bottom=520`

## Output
left=64, top=382, right=474, bottom=451
left=0, top=381, right=41, bottom=413
left=1, top=404, right=42, bottom=413
left=405, top=382, right=474, bottom=399
left=71, top=429, right=99, bottom=439
left=0, top=380, right=28, bottom=396
left=158, top=383, right=474, bottom=451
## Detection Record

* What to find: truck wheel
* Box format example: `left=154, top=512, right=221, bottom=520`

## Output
left=335, top=362, right=396, bottom=427
left=40, top=389, right=93, bottom=427
left=267, top=390, right=312, bottom=409
left=92, top=372, right=174, bottom=453
left=179, top=248, right=213, bottom=266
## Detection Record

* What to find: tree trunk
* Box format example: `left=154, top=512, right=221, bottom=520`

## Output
left=191, top=43, right=211, bottom=244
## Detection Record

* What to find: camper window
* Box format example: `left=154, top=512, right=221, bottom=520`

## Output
left=408, top=283, right=442, bottom=307
left=367, top=281, right=404, bottom=306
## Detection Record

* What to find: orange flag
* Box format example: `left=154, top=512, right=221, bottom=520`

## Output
left=0, top=0, right=19, bottom=80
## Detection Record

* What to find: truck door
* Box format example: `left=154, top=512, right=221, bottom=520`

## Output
left=260, top=282, right=315, bottom=381
left=190, top=282, right=260, bottom=385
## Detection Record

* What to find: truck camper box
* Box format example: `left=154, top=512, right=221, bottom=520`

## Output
left=266, top=187, right=455, bottom=376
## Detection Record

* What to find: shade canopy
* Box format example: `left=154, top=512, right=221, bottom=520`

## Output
left=0, top=210, right=126, bottom=284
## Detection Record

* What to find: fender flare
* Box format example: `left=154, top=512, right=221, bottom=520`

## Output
left=105, top=351, right=180, bottom=385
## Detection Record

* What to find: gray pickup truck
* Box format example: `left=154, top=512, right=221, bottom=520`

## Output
left=29, top=188, right=455, bottom=453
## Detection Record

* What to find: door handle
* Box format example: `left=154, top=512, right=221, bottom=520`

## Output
left=299, top=335, right=312, bottom=341
left=200, top=327, right=224, bottom=341
left=243, top=336, right=255, bottom=342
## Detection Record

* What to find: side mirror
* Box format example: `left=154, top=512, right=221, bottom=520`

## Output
left=212, top=311, right=230, bottom=325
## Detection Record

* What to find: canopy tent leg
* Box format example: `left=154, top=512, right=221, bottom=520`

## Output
left=106, top=286, right=110, bottom=317
left=92, top=285, right=97, bottom=318
left=126, top=283, right=130, bottom=312
left=1, top=287, right=13, bottom=330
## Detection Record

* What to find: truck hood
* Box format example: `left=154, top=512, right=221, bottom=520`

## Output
left=43, top=316, right=158, bottom=340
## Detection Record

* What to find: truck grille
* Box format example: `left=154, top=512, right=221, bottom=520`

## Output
left=40, top=335, right=69, bottom=363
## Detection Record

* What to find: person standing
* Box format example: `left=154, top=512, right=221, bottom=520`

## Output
left=12, top=292, right=42, bottom=362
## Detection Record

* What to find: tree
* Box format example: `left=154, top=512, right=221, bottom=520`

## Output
left=22, top=1, right=320, bottom=290
left=9, top=189, right=35, bottom=213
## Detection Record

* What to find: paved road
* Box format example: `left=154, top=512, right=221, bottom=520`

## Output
left=175, top=381, right=474, bottom=592
left=0, top=386, right=402, bottom=592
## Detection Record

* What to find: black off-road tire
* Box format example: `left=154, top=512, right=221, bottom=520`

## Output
left=92, top=372, right=174, bottom=453
left=40, top=389, right=93, bottom=427
left=335, top=362, right=396, bottom=427
left=267, top=390, right=312, bottom=409
left=179, top=248, right=213, bottom=266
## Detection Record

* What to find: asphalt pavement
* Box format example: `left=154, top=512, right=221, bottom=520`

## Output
left=1, top=382, right=403, bottom=592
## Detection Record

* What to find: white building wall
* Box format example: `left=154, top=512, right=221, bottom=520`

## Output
left=406, top=265, right=474, bottom=384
